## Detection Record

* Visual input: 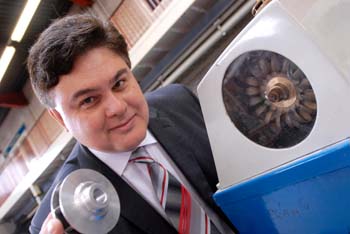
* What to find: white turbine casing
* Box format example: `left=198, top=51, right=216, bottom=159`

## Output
left=197, top=0, right=350, bottom=189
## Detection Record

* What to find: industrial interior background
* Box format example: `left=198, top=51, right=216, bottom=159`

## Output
left=0, top=0, right=255, bottom=233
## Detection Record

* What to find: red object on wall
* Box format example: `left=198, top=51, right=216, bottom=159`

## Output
left=71, top=0, right=94, bottom=7
left=0, top=91, right=28, bottom=108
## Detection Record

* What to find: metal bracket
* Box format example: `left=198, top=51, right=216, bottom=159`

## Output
left=252, top=0, right=272, bottom=16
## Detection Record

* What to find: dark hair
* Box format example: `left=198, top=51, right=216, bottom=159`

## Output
left=27, top=14, right=131, bottom=107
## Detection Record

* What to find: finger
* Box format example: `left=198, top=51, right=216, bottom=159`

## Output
left=47, top=218, right=64, bottom=234
left=41, top=213, right=54, bottom=231
left=39, top=213, right=64, bottom=234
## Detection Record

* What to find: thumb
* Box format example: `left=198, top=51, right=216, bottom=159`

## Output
left=46, top=218, right=64, bottom=234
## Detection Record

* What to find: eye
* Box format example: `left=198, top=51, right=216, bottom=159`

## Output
left=80, top=96, right=97, bottom=108
left=113, top=79, right=126, bottom=90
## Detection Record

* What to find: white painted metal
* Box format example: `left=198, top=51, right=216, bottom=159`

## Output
left=198, top=0, right=350, bottom=189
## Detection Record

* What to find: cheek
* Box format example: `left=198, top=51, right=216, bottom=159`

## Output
left=134, top=96, right=149, bottom=121
left=68, top=113, right=105, bottom=136
left=131, top=89, right=148, bottom=117
left=142, top=102, right=149, bottom=122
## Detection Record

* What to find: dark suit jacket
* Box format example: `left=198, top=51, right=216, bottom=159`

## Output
left=30, top=84, right=231, bottom=234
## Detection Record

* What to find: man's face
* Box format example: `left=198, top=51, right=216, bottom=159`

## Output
left=49, top=47, right=149, bottom=152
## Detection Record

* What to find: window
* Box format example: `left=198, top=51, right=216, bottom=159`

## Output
left=145, top=0, right=162, bottom=10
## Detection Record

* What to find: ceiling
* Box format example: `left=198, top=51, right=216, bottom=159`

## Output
left=0, top=0, right=73, bottom=125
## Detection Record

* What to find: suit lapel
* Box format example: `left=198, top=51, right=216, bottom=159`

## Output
left=76, top=145, right=176, bottom=234
left=148, top=107, right=213, bottom=205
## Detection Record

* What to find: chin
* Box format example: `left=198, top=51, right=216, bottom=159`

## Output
left=116, top=128, right=147, bottom=152
left=129, top=130, right=147, bottom=149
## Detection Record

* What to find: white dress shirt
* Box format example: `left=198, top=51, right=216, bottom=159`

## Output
left=90, top=130, right=234, bottom=234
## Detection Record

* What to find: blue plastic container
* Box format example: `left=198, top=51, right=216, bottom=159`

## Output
left=214, top=139, right=350, bottom=234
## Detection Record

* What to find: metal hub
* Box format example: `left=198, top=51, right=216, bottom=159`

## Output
left=51, top=169, right=120, bottom=234
left=265, top=76, right=297, bottom=109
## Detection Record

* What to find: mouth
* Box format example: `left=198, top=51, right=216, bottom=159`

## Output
left=108, top=114, right=136, bottom=132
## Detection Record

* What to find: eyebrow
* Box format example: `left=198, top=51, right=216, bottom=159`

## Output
left=70, top=68, right=129, bottom=102
left=109, top=68, right=128, bottom=86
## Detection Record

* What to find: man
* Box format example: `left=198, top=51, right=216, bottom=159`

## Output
left=27, top=14, right=234, bottom=234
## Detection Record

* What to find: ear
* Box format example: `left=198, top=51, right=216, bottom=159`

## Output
left=48, top=109, right=68, bottom=131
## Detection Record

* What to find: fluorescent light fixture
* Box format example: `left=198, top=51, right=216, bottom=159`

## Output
left=0, top=46, right=16, bottom=82
left=11, top=0, right=41, bottom=42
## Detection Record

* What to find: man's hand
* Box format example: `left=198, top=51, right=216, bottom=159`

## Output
left=39, top=213, right=64, bottom=234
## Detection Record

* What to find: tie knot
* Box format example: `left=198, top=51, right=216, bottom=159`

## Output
left=129, top=146, right=154, bottom=164
left=131, top=146, right=147, bottom=158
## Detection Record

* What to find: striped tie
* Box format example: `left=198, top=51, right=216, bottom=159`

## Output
left=130, top=147, right=212, bottom=234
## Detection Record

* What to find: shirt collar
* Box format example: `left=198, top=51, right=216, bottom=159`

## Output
left=89, top=130, right=157, bottom=176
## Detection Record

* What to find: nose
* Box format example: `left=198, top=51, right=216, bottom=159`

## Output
left=104, top=92, right=127, bottom=118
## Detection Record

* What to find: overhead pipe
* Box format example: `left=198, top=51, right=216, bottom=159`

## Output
left=149, top=0, right=255, bottom=90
